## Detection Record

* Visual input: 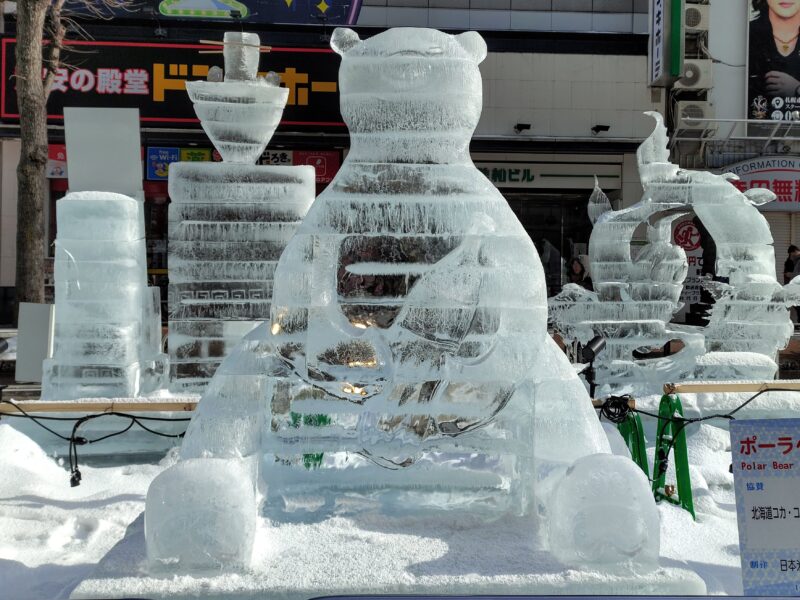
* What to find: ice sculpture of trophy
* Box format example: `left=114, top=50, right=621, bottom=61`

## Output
left=42, top=192, right=167, bottom=399
left=146, top=28, right=662, bottom=576
left=168, top=32, right=315, bottom=391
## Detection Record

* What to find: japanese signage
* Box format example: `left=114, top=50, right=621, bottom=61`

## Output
left=731, top=418, right=800, bottom=595
left=147, top=147, right=180, bottom=180
left=180, top=148, right=212, bottom=162
left=672, top=218, right=703, bottom=307
left=46, top=144, right=67, bottom=179
left=474, top=162, right=621, bottom=190
left=649, top=0, right=683, bottom=86
left=747, top=1, right=800, bottom=127
left=649, top=0, right=666, bottom=83
left=723, top=156, right=800, bottom=211
left=65, top=0, right=361, bottom=25
left=0, top=39, right=344, bottom=130
left=258, top=149, right=341, bottom=184
left=294, top=150, right=341, bottom=184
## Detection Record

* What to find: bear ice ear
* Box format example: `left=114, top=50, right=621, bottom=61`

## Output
left=331, top=28, right=361, bottom=55
left=456, top=31, right=487, bottom=64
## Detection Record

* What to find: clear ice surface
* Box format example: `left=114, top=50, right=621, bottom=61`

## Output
left=167, top=163, right=315, bottom=391
left=186, top=33, right=288, bottom=165
left=550, top=113, right=800, bottom=396
left=548, top=453, right=660, bottom=570
left=147, top=27, right=659, bottom=574
left=169, top=33, right=315, bottom=392
left=145, top=457, right=257, bottom=570
left=42, top=191, right=167, bottom=399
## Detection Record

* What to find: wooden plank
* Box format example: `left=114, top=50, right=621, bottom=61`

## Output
left=0, top=401, right=198, bottom=414
left=663, top=382, right=800, bottom=395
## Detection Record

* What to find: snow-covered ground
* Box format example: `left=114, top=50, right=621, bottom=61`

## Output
left=0, top=417, right=745, bottom=599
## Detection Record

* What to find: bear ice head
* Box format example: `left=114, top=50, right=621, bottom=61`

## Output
left=330, top=28, right=487, bottom=150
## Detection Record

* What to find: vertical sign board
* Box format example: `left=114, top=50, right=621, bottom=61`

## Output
left=649, top=0, right=666, bottom=85
left=731, top=418, right=800, bottom=595
left=649, top=0, right=684, bottom=86
left=671, top=217, right=703, bottom=319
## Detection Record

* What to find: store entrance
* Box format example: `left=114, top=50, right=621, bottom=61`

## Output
left=505, top=192, right=612, bottom=297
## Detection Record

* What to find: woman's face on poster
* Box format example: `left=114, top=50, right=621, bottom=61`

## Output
left=768, top=0, right=800, bottom=19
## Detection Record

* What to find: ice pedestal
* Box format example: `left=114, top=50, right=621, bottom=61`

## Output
left=72, top=511, right=707, bottom=599
left=167, top=163, right=314, bottom=392
left=42, top=191, right=167, bottom=399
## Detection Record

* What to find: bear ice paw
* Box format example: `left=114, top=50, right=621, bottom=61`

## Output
left=547, top=453, right=660, bottom=572
left=145, top=458, right=257, bottom=571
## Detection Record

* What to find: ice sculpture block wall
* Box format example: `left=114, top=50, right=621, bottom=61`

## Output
left=42, top=191, right=167, bottom=399
left=168, top=164, right=314, bottom=391
left=550, top=113, right=798, bottom=396
left=167, top=33, right=315, bottom=392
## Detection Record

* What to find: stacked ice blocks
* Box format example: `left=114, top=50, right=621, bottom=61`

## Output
left=42, top=191, right=168, bottom=399
left=167, top=163, right=315, bottom=392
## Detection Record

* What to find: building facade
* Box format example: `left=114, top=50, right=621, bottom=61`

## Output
left=0, top=0, right=659, bottom=323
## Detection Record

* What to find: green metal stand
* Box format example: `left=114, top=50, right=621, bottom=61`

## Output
left=652, top=394, right=695, bottom=519
left=617, top=412, right=650, bottom=479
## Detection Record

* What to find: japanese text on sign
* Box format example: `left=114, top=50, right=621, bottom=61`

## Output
left=731, top=419, right=800, bottom=595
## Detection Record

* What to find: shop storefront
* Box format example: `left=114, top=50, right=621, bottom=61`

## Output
left=722, top=157, right=800, bottom=282
left=472, top=152, right=623, bottom=296
left=2, top=37, right=345, bottom=314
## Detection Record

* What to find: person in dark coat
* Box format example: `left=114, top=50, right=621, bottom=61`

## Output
left=567, top=257, right=593, bottom=291
left=785, top=244, right=800, bottom=283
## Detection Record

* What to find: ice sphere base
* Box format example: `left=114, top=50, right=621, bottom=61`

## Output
left=145, top=458, right=257, bottom=571
left=73, top=510, right=706, bottom=599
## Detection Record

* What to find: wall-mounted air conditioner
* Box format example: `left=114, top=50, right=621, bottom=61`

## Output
left=676, top=101, right=714, bottom=130
left=674, top=59, right=713, bottom=90
left=684, top=4, right=710, bottom=34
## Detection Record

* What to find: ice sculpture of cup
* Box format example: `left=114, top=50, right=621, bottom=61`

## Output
left=42, top=192, right=167, bottom=399
left=168, top=32, right=315, bottom=392
left=550, top=113, right=798, bottom=396
left=147, top=27, right=661, bottom=573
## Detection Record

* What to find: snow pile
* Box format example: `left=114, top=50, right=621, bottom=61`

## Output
left=0, top=425, right=169, bottom=600
left=0, top=419, right=755, bottom=599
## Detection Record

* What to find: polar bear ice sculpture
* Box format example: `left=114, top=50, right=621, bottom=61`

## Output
left=146, top=27, right=658, bottom=573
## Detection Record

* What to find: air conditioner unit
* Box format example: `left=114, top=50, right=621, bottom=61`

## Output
left=674, top=59, right=713, bottom=90
left=676, top=101, right=714, bottom=130
left=684, top=4, right=710, bottom=34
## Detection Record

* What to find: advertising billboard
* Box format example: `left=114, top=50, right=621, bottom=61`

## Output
left=66, top=0, right=362, bottom=25
left=747, top=0, right=800, bottom=126
left=0, top=39, right=345, bottom=131
left=723, top=156, right=800, bottom=211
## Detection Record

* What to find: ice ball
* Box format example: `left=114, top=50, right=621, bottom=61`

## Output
left=145, top=458, right=257, bottom=571
left=547, top=453, right=659, bottom=571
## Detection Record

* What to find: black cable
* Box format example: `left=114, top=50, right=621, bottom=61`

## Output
left=596, top=387, right=800, bottom=493
left=0, top=399, right=191, bottom=487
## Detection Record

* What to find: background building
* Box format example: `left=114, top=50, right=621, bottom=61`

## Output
left=0, top=0, right=660, bottom=323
